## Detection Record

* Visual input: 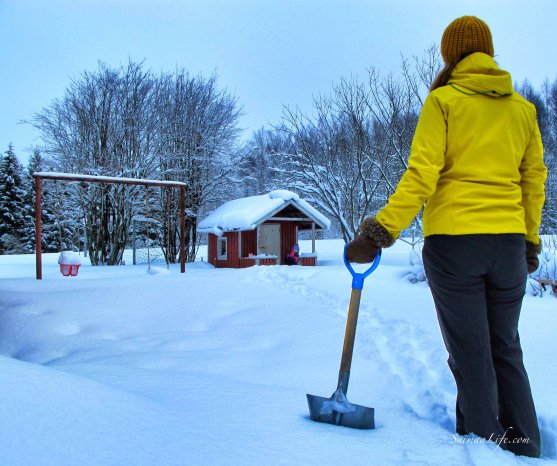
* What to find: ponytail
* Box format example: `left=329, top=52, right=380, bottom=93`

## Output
left=429, top=53, right=472, bottom=92
left=430, top=63, right=456, bottom=92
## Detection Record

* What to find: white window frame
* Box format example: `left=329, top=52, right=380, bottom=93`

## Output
left=217, top=237, right=228, bottom=260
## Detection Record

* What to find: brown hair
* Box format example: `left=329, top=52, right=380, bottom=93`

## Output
left=429, top=52, right=471, bottom=92
left=430, top=63, right=455, bottom=92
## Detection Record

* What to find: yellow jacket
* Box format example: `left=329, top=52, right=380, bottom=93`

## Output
left=376, top=53, right=547, bottom=244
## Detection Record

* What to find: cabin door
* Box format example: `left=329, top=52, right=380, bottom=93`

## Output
left=258, top=224, right=281, bottom=260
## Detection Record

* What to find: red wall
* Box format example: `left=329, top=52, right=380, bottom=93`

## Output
left=207, top=221, right=313, bottom=268
left=240, top=230, right=257, bottom=258
left=208, top=232, right=241, bottom=268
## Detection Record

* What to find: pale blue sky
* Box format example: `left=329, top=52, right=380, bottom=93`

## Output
left=1, top=0, right=556, bottom=162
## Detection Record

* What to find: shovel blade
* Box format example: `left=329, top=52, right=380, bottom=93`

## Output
left=306, top=393, right=375, bottom=430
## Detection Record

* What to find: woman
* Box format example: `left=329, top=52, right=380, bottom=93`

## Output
left=346, top=16, right=546, bottom=457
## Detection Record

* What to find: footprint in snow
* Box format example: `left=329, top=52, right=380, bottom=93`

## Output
left=357, top=305, right=455, bottom=430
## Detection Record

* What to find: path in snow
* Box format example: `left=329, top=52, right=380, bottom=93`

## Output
left=253, top=265, right=455, bottom=431
left=254, top=261, right=557, bottom=462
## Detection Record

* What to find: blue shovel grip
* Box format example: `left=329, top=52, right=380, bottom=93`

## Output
left=343, top=244, right=381, bottom=290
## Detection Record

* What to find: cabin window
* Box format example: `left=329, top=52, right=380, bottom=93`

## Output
left=217, top=237, right=228, bottom=260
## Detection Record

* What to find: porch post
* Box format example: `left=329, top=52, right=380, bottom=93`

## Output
left=256, top=226, right=260, bottom=254
left=311, top=222, right=316, bottom=253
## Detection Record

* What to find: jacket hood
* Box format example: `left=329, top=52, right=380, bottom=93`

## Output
left=448, top=52, right=514, bottom=97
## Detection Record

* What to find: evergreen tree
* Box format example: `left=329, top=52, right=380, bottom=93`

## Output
left=0, top=144, right=27, bottom=254
left=49, top=178, right=81, bottom=252
left=20, top=152, right=35, bottom=253
left=21, top=149, right=61, bottom=253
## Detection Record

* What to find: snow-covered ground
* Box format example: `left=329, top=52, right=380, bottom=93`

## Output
left=0, top=240, right=555, bottom=466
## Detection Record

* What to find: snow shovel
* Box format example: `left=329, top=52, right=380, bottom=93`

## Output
left=306, top=245, right=381, bottom=429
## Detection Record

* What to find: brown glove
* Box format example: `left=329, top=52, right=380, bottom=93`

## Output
left=346, top=217, right=396, bottom=263
left=525, top=241, right=542, bottom=274
left=346, top=234, right=380, bottom=264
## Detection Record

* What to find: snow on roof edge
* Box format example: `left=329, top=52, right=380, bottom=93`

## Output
left=197, top=226, right=225, bottom=237
left=292, top=198, right=331, bottom=230
left=197, top=190, right=331, bottom=233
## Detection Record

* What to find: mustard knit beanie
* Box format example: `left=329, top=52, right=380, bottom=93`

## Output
left=441, top=16, right=494, bottom=65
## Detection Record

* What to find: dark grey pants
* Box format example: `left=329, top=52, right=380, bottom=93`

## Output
left=422, top=234, right=540, bottom=458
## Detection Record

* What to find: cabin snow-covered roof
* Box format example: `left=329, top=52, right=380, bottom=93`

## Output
left=197, top=190, right=331, bottom=236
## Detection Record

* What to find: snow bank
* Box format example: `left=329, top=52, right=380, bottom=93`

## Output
left=0, top=240, right=555, bottom=465
left=146, top=266, right=170, bottom=275
left=0, top=355, right=188, bottom=466
left=58, top=250, right=83, bottom=265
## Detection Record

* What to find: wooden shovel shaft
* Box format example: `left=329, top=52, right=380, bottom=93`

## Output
left=338, top=288, right=362, bottom=392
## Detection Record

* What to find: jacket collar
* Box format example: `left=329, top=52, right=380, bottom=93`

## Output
left=448, top=52, right=514, bottom=97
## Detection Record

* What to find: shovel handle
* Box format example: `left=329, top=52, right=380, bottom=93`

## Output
left=343, top=244, right=381, bottom=290
left=337, top=245, right=381, bottom=394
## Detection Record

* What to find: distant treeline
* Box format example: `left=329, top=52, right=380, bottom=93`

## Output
left=1, top=48, right=556, bottom=258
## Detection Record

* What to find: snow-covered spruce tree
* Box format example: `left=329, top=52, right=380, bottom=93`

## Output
left=30, top=61, right=156, bottom=265
left=152, top=71, right=242, bottom=263
left=0, top=144, right=27, bottom=254
left=20, top=149, right=61, bottom=253
left=20, top=151, right=37, bottom=253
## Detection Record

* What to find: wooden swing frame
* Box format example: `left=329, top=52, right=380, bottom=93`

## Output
left=33, top=172, right=187, bottom=279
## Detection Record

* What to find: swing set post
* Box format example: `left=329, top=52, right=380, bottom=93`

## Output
left=179, top=186, right=185, bottom=273
left=35, top=175, right=42, bottom=280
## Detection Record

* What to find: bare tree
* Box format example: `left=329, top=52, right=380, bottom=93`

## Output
left=277, top=48, right=439, bottom=241
left=279, top=77, right=384, bottom=242
left=236, top=127, right=288, bottom=197
left=31, top=61, right=156, bottom=265
left=153, top=71, right=243, bottom=262
left=518, top=79, right=557, bottom=233
left=541, top=78, right=557, bottom=233
left=413, top=44, right=443, bottom=98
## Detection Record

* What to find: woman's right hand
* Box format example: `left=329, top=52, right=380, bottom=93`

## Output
left=525, top=241, right=542, bottom=274
left=345, top=235, right=380, bottom=263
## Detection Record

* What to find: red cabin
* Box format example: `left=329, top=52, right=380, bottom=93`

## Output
left=197, top=190, right=330, bottom=268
